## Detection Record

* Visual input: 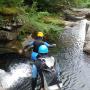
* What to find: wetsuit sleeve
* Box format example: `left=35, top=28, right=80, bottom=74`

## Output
left=44, top=42, right=50, bottom=47
left=44, top=42, right=56, bottom=47
left=24, top=41, right=34, bottom=49
left=27, top=41, right=34, bottom=46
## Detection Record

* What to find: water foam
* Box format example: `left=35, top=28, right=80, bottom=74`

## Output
left=0, top=63, right=31, bottom=89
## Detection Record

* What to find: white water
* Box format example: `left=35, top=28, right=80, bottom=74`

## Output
left=44, top=56, right=55, bottom=68
left=0, top=63, right=31, bottom=89
left=0, top=56, right=58, bottom=90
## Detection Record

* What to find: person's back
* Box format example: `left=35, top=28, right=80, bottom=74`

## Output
left=33, top=39, right=44, bottom=53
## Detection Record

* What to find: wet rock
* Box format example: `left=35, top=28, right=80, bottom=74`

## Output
left=63, top=10, right=84, bottom=21
left=64, top=21, right=78, bottom=27
left=85, top=13, right=90, bottom=19
left=83, top=41, right=90, bottom=53
left=0, top=31, right=17, bottom=40
left=83, top=22, right=90, bottom=53
left=72, top=8, right=90, bottom=16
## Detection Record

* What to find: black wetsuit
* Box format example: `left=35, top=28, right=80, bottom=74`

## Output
left=33, top=40, right=44, bottom=52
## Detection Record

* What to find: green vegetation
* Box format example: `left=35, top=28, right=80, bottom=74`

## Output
left=0, top=7, right=22, bottom=15
left=18, top=11, right=64, bottom=44
left=29, top=12, right=64, bottom=43
left=17, top=2, right=65, bottom=44
left=24, top=0, right=90, bottom=11
left=74, top=0, right=90, bottom=8
left=0, top=0, right=23, bottom=7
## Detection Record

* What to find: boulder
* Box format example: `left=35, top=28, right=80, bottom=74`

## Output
left=83, top=23, right=90, bottom=53
left=85, top=13, right=90, bottom=19
left=83, top=41, right=90, bottom=52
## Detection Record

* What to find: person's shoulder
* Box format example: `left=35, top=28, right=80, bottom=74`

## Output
left=44, top=42, right=50, bottom=46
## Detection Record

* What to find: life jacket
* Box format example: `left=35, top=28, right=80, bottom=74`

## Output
left=33, top=40, right=44, bottom=53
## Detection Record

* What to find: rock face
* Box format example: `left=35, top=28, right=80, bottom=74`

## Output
left=0, top=31, right=18, bottom=40
left=0, top=10, right=23, bottom=54
left=83, top=22, right=90, bottom=53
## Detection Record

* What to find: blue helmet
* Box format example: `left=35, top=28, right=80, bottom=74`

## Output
left=38, top=45, right=48, bottom=53
left=31, top=52, right=38, bottom=60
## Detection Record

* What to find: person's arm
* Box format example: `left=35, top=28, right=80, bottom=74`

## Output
left=44, top=42, right=56, bottom=47
left=18, top=41, right=34, bottom=54
left=23, top=41, right=34, bottom=51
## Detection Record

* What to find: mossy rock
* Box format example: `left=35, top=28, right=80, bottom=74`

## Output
left=0, top=7, right=22, bottom=16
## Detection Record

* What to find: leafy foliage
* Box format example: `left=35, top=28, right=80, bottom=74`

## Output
left=24, top=0, right=87, bottom=11
left=74, top=0, right=90, bottom=7
left=0, top=0, right=23, bottom=7
left=27, top=11, right=64, bottom=43
left=17, top=9, right=64, bottom=43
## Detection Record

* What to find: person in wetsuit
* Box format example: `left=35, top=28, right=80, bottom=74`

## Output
left=23, top=32, right=56, bottom=60
left=23, top=32, right=56, bottom=90
left=31, top=45, right=49, bottom=90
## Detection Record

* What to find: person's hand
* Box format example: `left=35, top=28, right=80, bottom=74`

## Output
left=18, top=48, right=28, bottom=54
left=52, top=44, right=56, bottom=47
left=18, top=49, right=23, bottom=54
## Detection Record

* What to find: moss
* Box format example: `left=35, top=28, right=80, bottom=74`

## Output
left=0, top=7, right=23, bottom=15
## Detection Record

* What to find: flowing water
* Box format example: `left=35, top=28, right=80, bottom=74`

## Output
left=57, top=19, right=90, bottom=90
left=0, top=19, right=90, bottom=90
left=0, top=54, right=32, bottom=90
